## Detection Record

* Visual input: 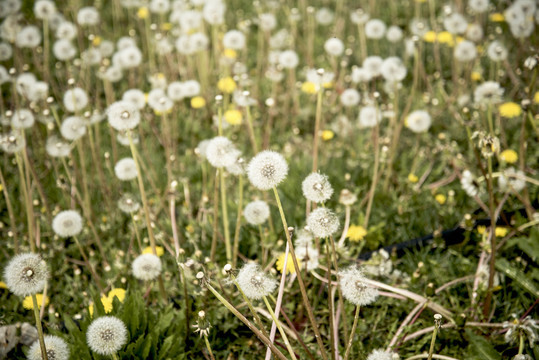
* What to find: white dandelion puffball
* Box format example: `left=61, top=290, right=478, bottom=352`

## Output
left=363, top=56, right=383, bottom=78
left=340, top=89, right=360, bottom=107
left=406, top=110, right=432, bottom=133
left=339, top=266, right=379, bottom=306
left=3, top=253, right=49, bottom=297
left=60, top=116, right=86, bottom=141
left=34, top=0, right=57, bottom=20
left=122, top=89, right=146, bottom=110
left=324, top=37, right=344, bottom=56
left=469, top=0, right=489, bottom=13
left=443, top=13, right=468, bottom=34
left=487, top=41, right=508, bottom=62
left=46, top=136, right=71, bottom=158
left=461, top=170, right=479, bottom=197
left=86, top=316, right=128, bottom=356
left=77, top=6, right=100, bottom=26
left=247, top=150, right=288, bottom=190
left=454, top=40, right=477, bottom=62
left=365, top=19, right=386, bottom=39
left=52, top=210, right=83, bottom=238
left=366, top=349, right=394, bottom=360
left=223, top=30, right=245, bottom=50
left=28, top=335, right=70, bottom=360
left=499, top=168, right=526, bottom=193
left=11, top=109, right=35, bottom=129
left=206, top=136, right=241, bottom=169
left=244, top=200, right=270, bottom=225
left=381, top=57, right=407, bottom=83
left=114, top=158, right=138, bottom=181
left=358, top=106, right=382, bottom=128
left=132, top=253, right=162, bottom=281
left=63, top=87, right=88, bottom=113
left=236, top=263, right=277, bottom=300
left=302, top=172, right=334, bottom=203
left=306, top=208, right=340, bottom=238
left=278, top=50, right=299, bottom=69
left=117, top=193, right=140, bottom=214
left=474, top=81, right=503, bottom=105
left=386, top=26, right=403, bottom=43
left=107, top=100, right=141, bottom=131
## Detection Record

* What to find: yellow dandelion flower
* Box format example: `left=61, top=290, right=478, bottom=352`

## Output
left=477, top=225, right=486, bottom=234
left=471, top=71, right=482, bottom=81
left=500, top=149, right=518, bottom=164
left=322, top=82, right=333, bottom=89
left=346, top=225, right=367, bottom=242
left=224, top=109, right=242, bottom=125
left=161, top=23, right=172, bottom=31
left=154, top=108, right=173, bottom=116
left=101, top=216, right=107, bottom=223
left=92, top=36, right=102, bottom=47
left=408, top=173, right=419, bottom=183
left=490, top=13, right=505, bottom=22
left=89, top=296, right=113, bottom=317
left=142, top=246, right=164, bottom=257
left=23, top=294, right=50, bottom=310
left=107, top=288, right=126, bottom=302
left=0, top=281, right=7, bottom=289
left=301, top=81, right=317, bottom=94
left=495, top=227, right=508, bottom=237
left=498, top=102, right=522, bottom=118
left=224, top=49, right=237, bottom=59
left=191, top=96, right=206, bottom=109
left=534, top=91, right=539, bottom=104
left=137, top=7, right=149, bottom=19
left=435, top=194, right=447, bottom=205
left=276, top=253, right=297, bottom=274
left=186, top=224, right=195, bottom=233
left=217, top=77, right=237, bottom=94
left=423, top=31, right=437, bottom=43
left=437, top=31, right=454, bottom=46
left=321, top=130, right=334, bottom=141
left=0, top=184, right=3, bottom=192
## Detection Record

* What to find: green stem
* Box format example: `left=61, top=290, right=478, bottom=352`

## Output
left=263, top=295, right=298, bottom=360
left=220, top=169, right=232, bottom=263
left=15, top=152, right=35, bottom=252
left=364, top=124, right=380, bottom=229
left=326, top=242, right=336, bottom=360
left=427, top=323, right=439, bottom=360
left=231, top=278, right=269, bottom=339
left=518, top=332, right=524, bottom=355
left=343, top=305, right=360, bottom=360
left=272, top=186, right=329, bottom=360
left=204, top=336, right=216, bottom=360
left=232, top=175, right=243, bottom=268
left=32, top=294, right=49, bottom=360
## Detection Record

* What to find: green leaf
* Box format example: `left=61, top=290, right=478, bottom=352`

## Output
left=466, top=330, right=502, bottom=360
left=158, top=335, right=175, bottom=359
left=496, top=258, right=539, bottom=297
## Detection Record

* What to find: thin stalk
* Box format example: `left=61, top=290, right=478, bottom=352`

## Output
left=220, top=169, right=232, bottom=263
left=245, top=105, right=258, bottom=153
left=204, top=336, right=216, bottom=360
left=343, top=305, right=360, bottom=360
left=1, top=162, right=18, bottom=250
left=312, top=85, right=324, bottom=174
left=75, top=140, right=91, bottom=217
left=178, top=265, right=190, bottom=344
left=112, top=353, right=119, bottom=360
left=205, top=282, right=288, bottom=360
left=73, top=236, right=104, bottom=294
left=232, top=175, right=244, bottom=268
left=32, top=294, right=48, bottom=360
left=263, top=295, right=298, bottom=360
left=364, top=124, right=380, bottom=229
left=210, top=169, right=219, bottom=262
left=272, top=186, right=329, bottom=360
left=231, top=278, right=270, bottom=339
left=427, top=321, right=439, bottom=360
left=325, top=242, right=336, bottom=360
left=518, top=332, right=524, bottom=355
left=130, top=213, right=143, bottom=253
left=15, top=152, right=35, bottom=252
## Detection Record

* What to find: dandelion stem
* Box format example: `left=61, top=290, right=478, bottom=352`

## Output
left=364, top=124, right=380, bottom=229
left=0, top=166, right=18, bottom=250
left=204, top=335, right=216, bottom=360
left=15, top=152, right=35, bottom=252
left=231, top=278, right=269, bottom=339
left=32, top=293, right=49, bottom=360
left=272, top=186, right=329, bottom=360
left=205, top=282, right=288, bottom=360
left=343, top=305, right=360, bottom=360
left=220, top=169, right=232, bottom=263
left=325, top=242, right=336, bottom=360
left=232, top=175, right=244, bottom=268
left=427, top=316, right=441, bottom=360
left=263, top=295, right=298, bottom=360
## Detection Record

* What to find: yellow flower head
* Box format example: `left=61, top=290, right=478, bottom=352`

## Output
left=423, top=31, right=437, bottom=43
left=276, top=253, right=298, bottom=274
left=477, top=225, right=486, bottom=235
left=322, top=82, right=333, bottom=89
left=161, top=23, right=172, bottom=31
left=534, top=91, right=539, bottom=104
left=498, top=102, right=522, bottom=118
left=191, top=96, right=206, bottom=109
left=495, top=227, right=508, bottom=237
left=143, top=246, right=164, bottom=257
left=107, top=288, right=126, bottom=302
left=217, top=77, right=237, bottom=94
left=92, top=36, right=102, bottom=47
left=500, top=149, right=518, bottom=164
left=89, top=296, right=113, bottom=317
left=224, top=109, right=243, bottom=125
left=471, top=71, right=482, bottom=81
left=186, top=224, right=195, bottom=233
left=408, top=173, right=419, bottom=183
left=346, top=225, right=367, bottom=242
left=489, top=13, right=505, bottom=22
left=137, top=7, right=149, bottom=19
left=23, top=294, right=49, bottom=310
left=435, top=194, right=447, bottom=205
left=224, top=49, right=237, bottom=59
left=301, top=81, right=317, bottom=94
left=437, top=31, right=454, bottom=46
left=321, top=130, right=334, bottom=141
left=0, top=281, right=7, bottom=289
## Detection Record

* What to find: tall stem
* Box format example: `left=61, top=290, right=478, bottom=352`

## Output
left=16, top=152, right=35, bottom=252
left=204, top=336, right=216, bottom=360
left=263, top=296, right=298, bottom=360
left=220, top=169, right=232, bottom=263
left=343, top=305, right=360, bottom=360
left=32, top=294, right=49, bottom=360
left=427, top=320, right=439, bottom=360
left=364, top=124, right=380, bottom=229
left=272, top=186, right=329, bottom=360
left=326, top=242, right=336, bottom=360
left=232, top=175, right=244, bottom=268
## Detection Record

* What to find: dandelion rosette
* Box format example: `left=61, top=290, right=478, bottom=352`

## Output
left=3, top=253, right=49, bottom=297
left=86, top=316, right=128, bottom=356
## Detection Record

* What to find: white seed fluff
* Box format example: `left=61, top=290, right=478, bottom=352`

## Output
left=243, top=200, right=270, bottom=225
left=63, top=87, right=88, bottom=113
left=406, top=110, right=432, bottom=133
left=132, top=253, right=162, bottom=281
left=28, top=335, right=70, bottom=360
left=52, top=210, right=83, bottom=238
left=236, top=263, right=277, bottom=300
left=3, top=253, right=49, bottom=297
left=60, top=116, right=86, bottom=141
left=107, top=100, right=141, bottom=131
left=302, top=172, right=334, bottom=203
left=247, top=150, right=288, bottom=190
left=205, top=136, right=240, bottom=169
left=306, top=208, right=340, bottom=238
left=114, top=157, right=138, bottom=181
left=339, top=266, right=379, bottom=306
left=366, top=349, right=394, bottom=360
left=86, top=316, right=128, bottom=356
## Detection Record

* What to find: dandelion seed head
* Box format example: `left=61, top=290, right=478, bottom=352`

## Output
left=339, top=266, right=379, bottom=306
left=28, top=335, right=69, bottom=360
left=302, top=172, right=333, bottom=203
left=114, top=157, right=138, bottom=181
left=132, top=253, right=162, bottom=281
left=206, top=136, right=240, bottom=168
left=244, top=200, right=270, bottom=225
left=406, top=110, right=431, bottom=133
left=236, top=263, right=277, bottom=299
left=52, top=210, right=83, bottom=238
left=107, top=100, right=141, bottom=131
left=3, top=253, right=48, bottom=297
left=63, top=87, right=88, bottom=113
left=247, top=150, right=288, bottom=190
left=86, top=316, right=128, bottom=356
left=118, top=193, right=140, bottom=214
left=306, top=208, right=339, bottom=238
left=366, top=349, right=394, bottom=360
